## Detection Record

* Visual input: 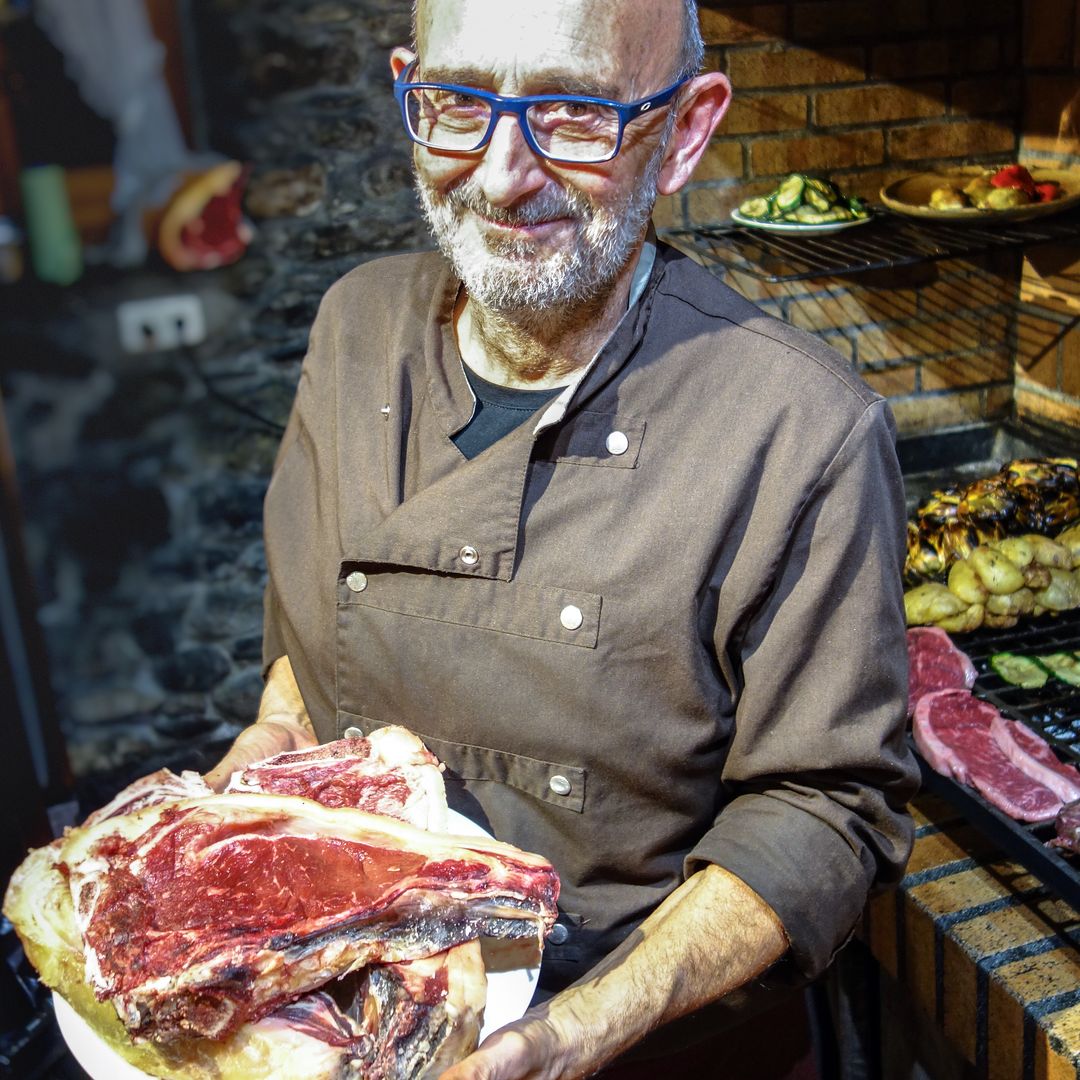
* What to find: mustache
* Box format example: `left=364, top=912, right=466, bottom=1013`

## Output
left=444, top=180, right=592, bottom=227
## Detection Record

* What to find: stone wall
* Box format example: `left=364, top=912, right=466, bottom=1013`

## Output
left=3, top=0, right=430, bottom=803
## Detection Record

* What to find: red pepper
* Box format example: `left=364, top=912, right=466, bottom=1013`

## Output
left=991, top=165, right=1038, bottom=198
left=1034, top=181, right=1061, bottom=203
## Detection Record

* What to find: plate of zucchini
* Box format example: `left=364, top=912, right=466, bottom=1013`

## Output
left=733, top=173, right=873, bottom=233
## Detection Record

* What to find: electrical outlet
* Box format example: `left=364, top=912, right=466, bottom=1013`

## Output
left=117, top=295, right=206, bottom=353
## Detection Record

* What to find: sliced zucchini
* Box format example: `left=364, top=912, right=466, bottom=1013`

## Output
left=990, top=652, right=1048, bottom=689
left=793, top=204, right=832, bottom=224
left=738, top=196, right=771, bottom=220
left=846, top=195, right=870, bottom=219
left=775, top=174, right=806, bottom=212
left=1038, top=653, right=1080, bottom=687
left=804, top=185, right=833, bottom=212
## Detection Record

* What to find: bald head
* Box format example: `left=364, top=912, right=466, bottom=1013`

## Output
left=412, top=0, right=703, bottom=87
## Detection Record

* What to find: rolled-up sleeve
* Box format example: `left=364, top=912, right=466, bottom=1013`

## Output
left=687, top=399, right=919, bottom=978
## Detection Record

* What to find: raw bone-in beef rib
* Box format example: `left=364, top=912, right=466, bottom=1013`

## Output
left=82, top=769, right=212, bottom=827
left=226, top=726, right=448, bottom=831
left=912, top=689, right=1064, bottom=822
left=355, top=939, right=487, bottom=1079
left=906, top=627, right=977, bottom=717
left=63, top=792, right=558, bottom=1042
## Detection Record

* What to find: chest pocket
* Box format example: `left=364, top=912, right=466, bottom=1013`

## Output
left=337, top=715, right=586, bottom=814
left=338, top=567, right=601, bottom=648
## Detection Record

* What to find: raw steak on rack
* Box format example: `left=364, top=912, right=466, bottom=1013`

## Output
left=62, top=792, right=559, bottom=1042
left=912, top=689, right=1064, bottom=822
left=906, top=627, right=977, bottom=717
left=225, top=726, right=448, bottom=831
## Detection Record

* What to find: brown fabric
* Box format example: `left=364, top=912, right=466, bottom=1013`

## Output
left=262, top=242, right=919, bottom=990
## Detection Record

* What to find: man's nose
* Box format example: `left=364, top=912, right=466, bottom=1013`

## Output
left=470, top=112, right=550, bottom=207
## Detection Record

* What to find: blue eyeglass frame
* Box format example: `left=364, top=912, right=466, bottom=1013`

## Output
left=393, top=60, right=692, bottom=164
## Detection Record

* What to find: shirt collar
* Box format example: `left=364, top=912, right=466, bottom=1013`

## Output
left=532, top=224, right=657, bottom=434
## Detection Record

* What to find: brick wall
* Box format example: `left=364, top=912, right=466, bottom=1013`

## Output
left=659, top=0, right=1080, bottom=438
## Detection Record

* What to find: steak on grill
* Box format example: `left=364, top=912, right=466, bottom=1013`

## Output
left=913, top=689, right=1064, bottom=822
left=62, top=792, right=558, bottom=1042
left=906, top=627, right=977, bottom=717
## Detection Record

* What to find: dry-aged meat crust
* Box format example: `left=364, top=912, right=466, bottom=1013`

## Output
left=62, top=793, right=558, bottom=1042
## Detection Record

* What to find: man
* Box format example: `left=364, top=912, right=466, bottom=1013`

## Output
left=207, top=0, right=919, bottom=1075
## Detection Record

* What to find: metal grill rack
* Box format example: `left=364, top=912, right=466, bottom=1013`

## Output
left=916, top=608, right=1080, bottom=908
left=663, top=209, right=1080, bottom=283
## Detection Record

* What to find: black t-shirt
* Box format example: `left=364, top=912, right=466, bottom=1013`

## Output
left=452, top=366, right=563, bottom=460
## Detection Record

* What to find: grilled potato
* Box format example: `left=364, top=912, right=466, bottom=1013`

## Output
left=904, top=582, right=966, bottom=625
left=1057, top=522, right=1080, bottom=566
left=982, top=612, right=1019, bottom=629
left=1022, top=563, right=1052, bottom=590
left=969, top=546, right=1026, bottom=594
left=992, top=535, right=1035, bottom=568
left=1033, top=568, right=1080, bottom=611
left=937, top=603, right=985, bottom=633
left=985, top=588, right=1035, bottom=617
left=1027, top=534, right=1072, bottom=569
left=947, top=558, right=988, bottom=604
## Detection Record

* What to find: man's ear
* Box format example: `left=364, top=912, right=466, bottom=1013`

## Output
left=657, top=72, right=732, bottom=196
left=390, top=46, right=415, bottom=79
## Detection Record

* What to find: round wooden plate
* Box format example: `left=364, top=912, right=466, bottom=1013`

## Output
left=880, top=167, right=1080, bottom=222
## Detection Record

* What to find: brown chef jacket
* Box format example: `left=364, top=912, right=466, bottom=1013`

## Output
left=262, top=240, right=919, bottom=994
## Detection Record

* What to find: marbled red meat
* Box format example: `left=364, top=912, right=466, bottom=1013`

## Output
left=226, top=727, right=447, bottom=830
left=912, top=689, right=1063, bottom=822
left=906, top=627, right=977, bottom=717
left=62, top=794, right=558, bottom=1042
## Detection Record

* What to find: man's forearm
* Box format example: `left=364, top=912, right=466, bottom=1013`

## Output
left=203, top=655, right=317, bottom=790
left=440, top=863, right=788, bottom=1080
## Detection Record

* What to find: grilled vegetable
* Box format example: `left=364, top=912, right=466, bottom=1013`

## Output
left=739, top=196, right=771, bottom=219
left=1034, top=568, right=1080, bottom=611
left=990, top=653, right=1049, bottom=689
left=905, top=458, right=1079, bottom=583
left=737, top=174, right=870, bottom=223
left=937, top=604, right=985, bottom=633
left=775, top=175, right=806, bottom=212
left=985, top=587, right=1035, bottom=617
left=904, top=582, right=966, bottom=625
left=948, top=558, right=988, bottom=604
left=969, top=545, right=1026, bottom=594
left=1038, top=653, right=1080, bottom=687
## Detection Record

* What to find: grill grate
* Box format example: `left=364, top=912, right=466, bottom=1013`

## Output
left=664, top=209, right=1080, bottom=282
left=916, top=608, right=1080, bottom=907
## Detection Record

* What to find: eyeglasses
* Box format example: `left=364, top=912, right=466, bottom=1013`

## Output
left=393, top=60, right=691, bottom=164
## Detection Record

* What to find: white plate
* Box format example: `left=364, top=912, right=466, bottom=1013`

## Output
left=730, top=207, right=874, bottom=235
left=54, top=809, right=540, bottom=1079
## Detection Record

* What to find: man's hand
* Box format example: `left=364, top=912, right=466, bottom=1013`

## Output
left=203, top=655, right=317, bottom=791
left=439, top=864, right=788, bottom=1080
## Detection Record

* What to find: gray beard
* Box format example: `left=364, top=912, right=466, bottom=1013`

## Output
left=416, top=140, right=666, bottom=315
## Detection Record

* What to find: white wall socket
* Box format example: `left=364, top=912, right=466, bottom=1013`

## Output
left=117, top=295, right=206, bottom=354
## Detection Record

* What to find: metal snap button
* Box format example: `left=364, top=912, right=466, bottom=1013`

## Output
left=560, top=605, right=584, bottom=631
left=548, top=923, right=570, bottom=945
left=346, top=571, right=368, bottom=592
left=343, top=726, right=364, bottom=739
left=549, top=774, right=572, bottom=796
left=459, top=545, right=480, bottom=566
left=605, top=430, right=629, bottom=456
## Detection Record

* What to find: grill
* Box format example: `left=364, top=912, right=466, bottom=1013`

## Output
left=917, top=608, right=1080, bottom=908
left=899, top=420, right=1080, bottom=906
left=665, top=208, right=1080, bottom=282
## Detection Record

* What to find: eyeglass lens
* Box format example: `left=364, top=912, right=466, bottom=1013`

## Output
left=405, top=88, right=621, bottom=162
